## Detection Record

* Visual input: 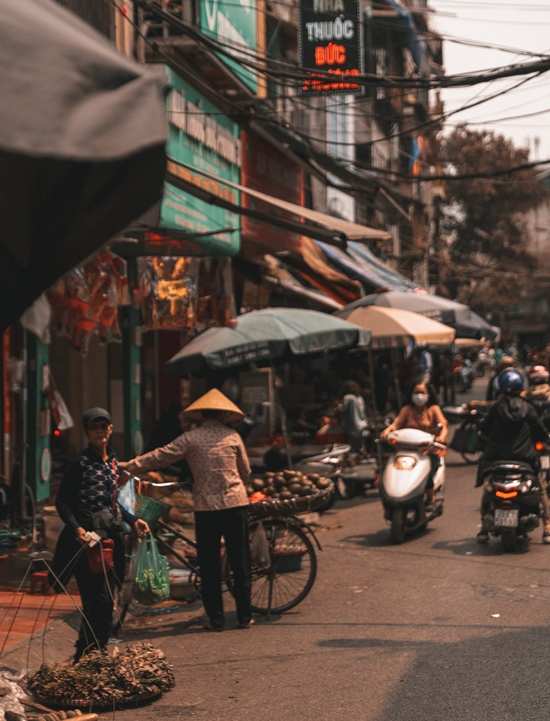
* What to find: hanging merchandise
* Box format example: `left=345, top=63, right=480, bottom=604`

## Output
left=44, top=366, right=74, bottom=430
left=133, top=536, right=170, bottom=606
left=137, top=256, right=236, bottom=332
left=138, top=256, right=199, bottom=330
left=195, top=257, right=236, bottom=330
left=48, top=250, right=128, bottom=355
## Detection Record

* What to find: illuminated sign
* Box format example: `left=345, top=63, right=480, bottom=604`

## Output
left=299, top=0, right=362, bottom=95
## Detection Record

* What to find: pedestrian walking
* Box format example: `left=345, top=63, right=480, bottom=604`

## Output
left=50, top=407, right=149, bottom=661
left=121, top=389, right=253, bottom=632
left=339, top=380, right=369, bottom=452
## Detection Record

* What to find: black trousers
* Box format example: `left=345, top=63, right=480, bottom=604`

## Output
left=50, top=524, right=124, bottom=660
left=194, top=506, right=252, bottom=629
left=73, top=554, right=115, bottom=660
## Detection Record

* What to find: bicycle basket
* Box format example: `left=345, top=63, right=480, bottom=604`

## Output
left=248, top=484, right=334, bottom=520
left=134, top=494, right=167, bottom=527
left=450, top=425, right=480, bottom=454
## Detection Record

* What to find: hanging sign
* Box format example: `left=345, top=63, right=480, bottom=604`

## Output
left=299, top=0, right=362, bottom=95
left=161, top=67, right=241, bottom=257
left=200, top=0, right=257, bottom=92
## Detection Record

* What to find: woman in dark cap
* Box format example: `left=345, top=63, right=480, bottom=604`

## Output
left=50, top=407, right=149, bottom=661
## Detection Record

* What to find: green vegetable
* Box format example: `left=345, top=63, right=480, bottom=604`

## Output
left=132, top=537, right=170, bottom=606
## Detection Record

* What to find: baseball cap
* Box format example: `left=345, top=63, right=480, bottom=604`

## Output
left=82, top=407, right=112, bottom=428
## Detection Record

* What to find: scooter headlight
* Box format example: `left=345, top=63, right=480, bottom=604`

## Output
left=394, top=456, right=416, bottom=470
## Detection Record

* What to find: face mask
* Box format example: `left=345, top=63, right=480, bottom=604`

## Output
left=412, top=393, right=429, bottom=407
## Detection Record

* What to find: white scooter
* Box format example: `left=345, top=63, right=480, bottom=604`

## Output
left=378, top=427, right=446, bottom=544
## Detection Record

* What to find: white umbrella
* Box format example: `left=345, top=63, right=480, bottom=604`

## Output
left=336, top=305, right=456, bottom=348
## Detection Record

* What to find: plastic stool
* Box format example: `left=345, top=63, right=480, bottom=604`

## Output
left=30, top=571, right=51, bottom=595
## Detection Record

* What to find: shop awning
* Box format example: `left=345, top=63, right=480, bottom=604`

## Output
left=316, top=242, right=391, bottom=293
left=166, top=160, right=392, bottom=244
left=346, top=241, right=421, bottom=292
left=0, top=0, right=167, bottom=331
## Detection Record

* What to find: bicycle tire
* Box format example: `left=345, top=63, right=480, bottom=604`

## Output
left=458, top=419, right=484, bottom=465
left=226, top=519, right=317, bottom=615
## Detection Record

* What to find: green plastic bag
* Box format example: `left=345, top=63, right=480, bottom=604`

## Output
left=133, top=536, right=170, bottom=606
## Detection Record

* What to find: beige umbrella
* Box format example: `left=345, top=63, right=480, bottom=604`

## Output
left=339, top=305, right=456, bottom=348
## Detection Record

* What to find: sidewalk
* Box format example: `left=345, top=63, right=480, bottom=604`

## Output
left=0, top=589, right=80, bottom=652
left=0, top=549, right=81, bottom=669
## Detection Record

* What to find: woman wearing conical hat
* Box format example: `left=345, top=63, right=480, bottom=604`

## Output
left=120, top=389, right=253, bottom=631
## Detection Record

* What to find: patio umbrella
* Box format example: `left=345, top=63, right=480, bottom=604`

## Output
left=338, top=291, right=497, bottom=340
left=164, top=308, right=371, bottom=376
left=0, top=0, right=167, bottom=331
left=335, top=305, right=455, bottom=348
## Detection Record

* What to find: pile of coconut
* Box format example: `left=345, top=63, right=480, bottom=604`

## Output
left=247, top=469, right=332, bottom=501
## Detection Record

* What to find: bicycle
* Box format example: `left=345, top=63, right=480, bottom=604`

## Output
left=447, top=405, right=488, bottom=465
left=113, top=480, right=325, bottom=629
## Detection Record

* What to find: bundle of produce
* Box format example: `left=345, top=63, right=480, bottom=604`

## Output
left=27, top=643, right=175, bottom=709
left=247, top=470, right=334, bottom=519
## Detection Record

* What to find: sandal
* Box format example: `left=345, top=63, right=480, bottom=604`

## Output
left=238, top=619, right=255, bottom=629
left=543, top=531, right=550, bottom=544
left=202, top=623, right=224, bottom=632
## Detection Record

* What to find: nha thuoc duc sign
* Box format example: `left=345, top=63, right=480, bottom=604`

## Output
left=299, top=0, right=362, bottom=95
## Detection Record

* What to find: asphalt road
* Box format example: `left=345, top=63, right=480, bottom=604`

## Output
left=121, top=378, right=550, bottom=721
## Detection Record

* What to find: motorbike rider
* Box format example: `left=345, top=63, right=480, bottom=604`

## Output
left=523, top=365, right=550, bottom=543
left=476, top=369, right=549, bottom=543
left=380, top=383, right=448, bottom=510
left=485, top=356, right=514, bottom=401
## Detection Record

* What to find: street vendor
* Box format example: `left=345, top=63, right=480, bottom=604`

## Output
left=50, top=407, right=149, bottom=661
left=120, top=389, right=253, bottom=632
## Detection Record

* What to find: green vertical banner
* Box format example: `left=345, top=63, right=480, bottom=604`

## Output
left=26, top=332, right=51, bottom=502
left=122, top=258, right=143, bottom=460
left=200, top=0, right=257, bottom=92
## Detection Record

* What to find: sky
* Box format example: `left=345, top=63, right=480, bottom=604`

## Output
left=428, top=0, right=550, bottom=162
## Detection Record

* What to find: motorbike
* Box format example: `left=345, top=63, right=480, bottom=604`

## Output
left=455, top=357, right=475, bottom=393
left=479, top=455, right=544, bottom=552
left=293, top=443, right=378, bottom=509
left=377, top=427, right=445, bottom=544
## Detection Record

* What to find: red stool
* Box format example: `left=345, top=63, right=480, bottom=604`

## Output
left=30, top=571, right=51, bottom=595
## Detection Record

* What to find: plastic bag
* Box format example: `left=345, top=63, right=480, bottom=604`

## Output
left=118, top=477, right=136, bottom=516
left=0, top=671, right=27, bottom=721
left=133, top=537, right=170, bottom=606
left=250, top=522, right=270, bottom=570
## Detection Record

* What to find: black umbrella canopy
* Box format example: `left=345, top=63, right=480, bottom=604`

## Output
left=164, top=308, right=371, bottom=377
left=0, top=0, right=168, bottom=331
left=337, top=291, right=497, bottom=341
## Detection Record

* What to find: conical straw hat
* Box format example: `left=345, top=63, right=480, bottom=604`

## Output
left=182, top=388, right=245, bottom=422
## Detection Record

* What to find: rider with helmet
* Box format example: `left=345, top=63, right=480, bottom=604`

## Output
left=524, top=364, right=550, bottom=542
left=476, top=369, right=549, bottom=543
left=525, top=365, right=550, bottom=405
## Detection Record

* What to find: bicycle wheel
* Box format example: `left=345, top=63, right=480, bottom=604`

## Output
left=226, top=520, right=317, bottom=615
left=458, top=420, right=484, bottom=465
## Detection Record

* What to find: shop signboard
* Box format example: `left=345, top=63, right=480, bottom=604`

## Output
left=240, top=131, right=304, bottom=254
left=299, top=0, right=362, bottom=95
left=200, top=0, right=257, bottom=93
left=161, top=66, right=241, bottom=257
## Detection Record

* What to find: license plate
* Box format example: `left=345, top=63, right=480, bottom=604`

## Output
left=541, top=456, right=550, bottom=469
left=494, top=509, right=519, bottom=527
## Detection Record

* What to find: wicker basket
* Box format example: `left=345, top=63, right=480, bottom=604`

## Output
left=248, top=484, right=334, bottom=519
left=32, top=689, right=162, bottom=711
left=134, top=494, right=168, bottom=528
